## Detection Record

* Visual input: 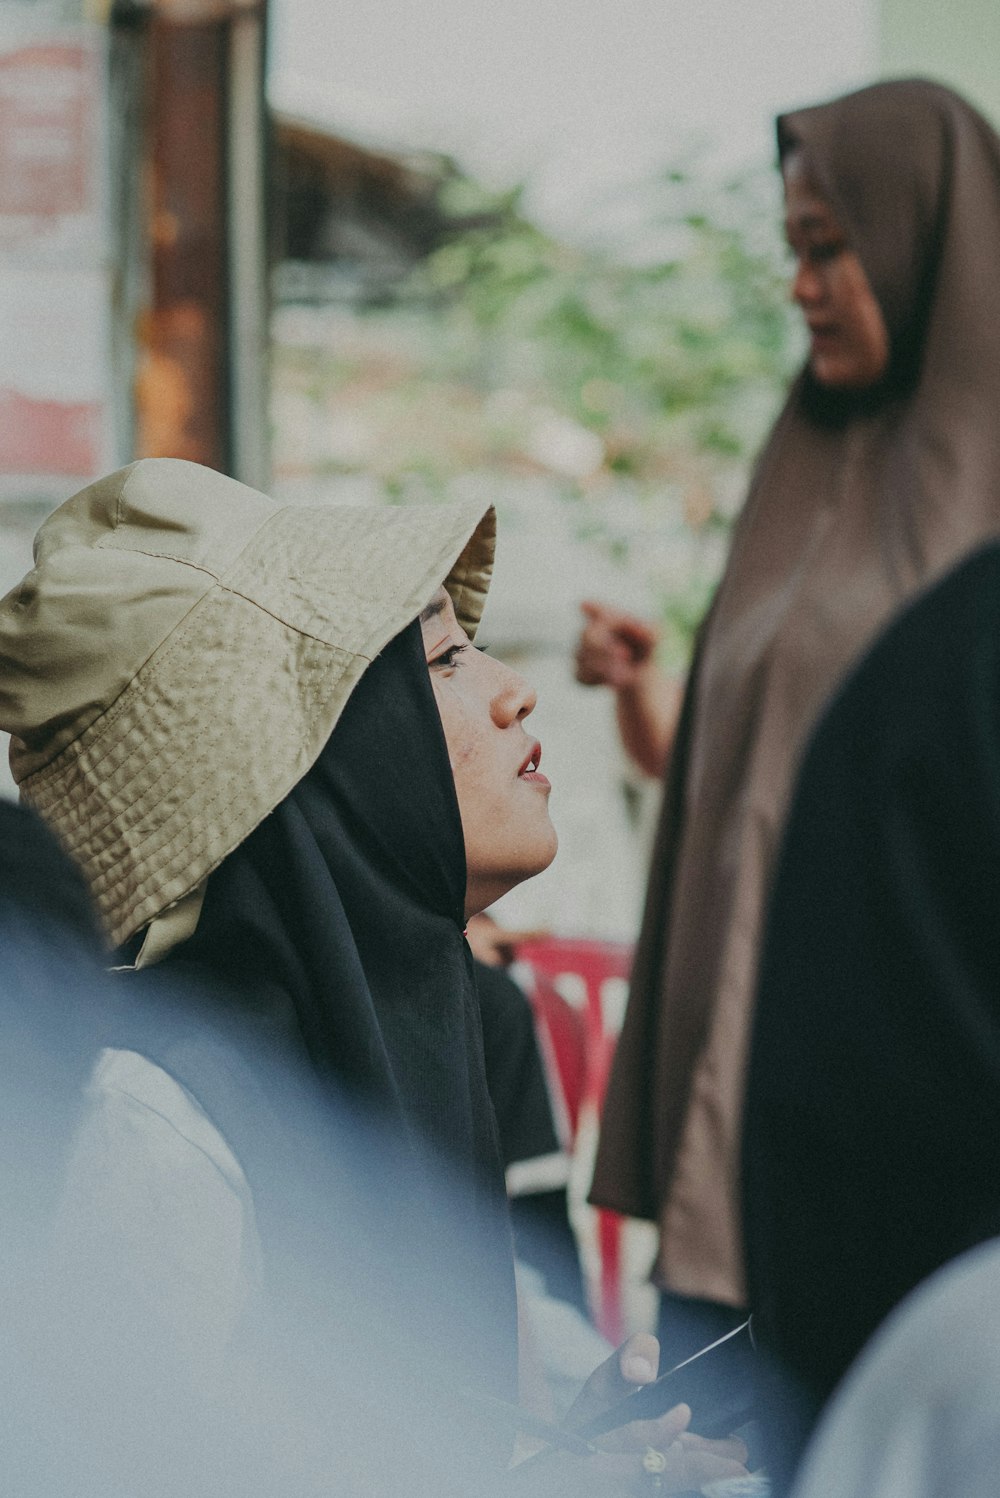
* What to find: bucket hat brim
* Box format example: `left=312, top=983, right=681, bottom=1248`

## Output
left=11, top=477, right=495, bottom=949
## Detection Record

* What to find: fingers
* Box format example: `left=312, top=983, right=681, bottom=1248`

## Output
left=593, top=1402, right=750, bottom=1492
left=563, top=1333, right=660, bottom=1430
left=498, top=924, right=550, bottom=949
left=489, top=928, right=549, bottom=966
left=514, top=1413, right=749, bottom=1498
left=676, top=1429, right=749, bottom=1464
left=618, top=1332, right=660, bottom=1386
left=578, top=1440, right=748, bottom=1497
left=595, top=1404, right=691, bottom=1454
left=574, top=601, right=660, bottom=688
left=601, top=1426, right=749, bottom=1493
left=580, top=601, right=660, bottom=648
left=464, top=915, right=550, bottom=967
left=574, top=639, right=632, bottom=688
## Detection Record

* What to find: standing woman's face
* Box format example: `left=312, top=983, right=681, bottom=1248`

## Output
left=783, top=151, right=890, bottom=390
left=420, top=590, right=557, bottom=919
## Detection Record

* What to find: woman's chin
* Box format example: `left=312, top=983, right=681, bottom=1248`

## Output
left=465, top=833, right=558, bottom=920
left=524, top=823, right=559, bottom=882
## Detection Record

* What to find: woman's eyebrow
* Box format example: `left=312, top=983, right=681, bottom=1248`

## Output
left=787, top=212, right=837, bottom=234
left=419, top=596, right=447, bottom=624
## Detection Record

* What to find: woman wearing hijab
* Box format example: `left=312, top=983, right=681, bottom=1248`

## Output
left=0, top=457, right=748, bottom=1496
left=587, top=79, right=1000, bottom=1350
left=742, top=538, right=1000, bottom=1488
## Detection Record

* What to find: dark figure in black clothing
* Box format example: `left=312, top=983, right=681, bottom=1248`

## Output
left=744, top=541, right=1000, bottom=1490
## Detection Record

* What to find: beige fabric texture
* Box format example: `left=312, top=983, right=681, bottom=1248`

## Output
left=0, top=459, right=494, bottom=949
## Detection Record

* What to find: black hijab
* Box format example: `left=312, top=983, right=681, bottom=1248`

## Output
left=742, top=540, right=1000, bottom=1476
left=183, top=619, right=499, bottom=1162
left=126, top=618, right=517, bottom=1405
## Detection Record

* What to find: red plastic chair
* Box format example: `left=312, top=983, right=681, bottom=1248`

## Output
left=513, top=937, right=634, bottom=1344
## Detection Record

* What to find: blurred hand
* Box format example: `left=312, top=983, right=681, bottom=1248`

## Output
left=574, top=601, right=660, bottom=692
left=533, top=1333, right=750, bottom=1496
left=465, top=912, right=549, bottom=968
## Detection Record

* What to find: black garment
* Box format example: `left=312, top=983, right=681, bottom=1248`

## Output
left=477, top=958, right=560, bottom=1172
left=0, top=798, right=103, bottom=956
left=743, top=541, right=1000, bottom=1483
left=476, top=957, right=587, bottom=1313
left=656, top=1292, right=746, bottom=1370
left=143, top=620, right=518, bottom=1404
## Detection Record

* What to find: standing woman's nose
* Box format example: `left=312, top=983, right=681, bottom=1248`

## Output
left=791, top=254, right=825, bottom=309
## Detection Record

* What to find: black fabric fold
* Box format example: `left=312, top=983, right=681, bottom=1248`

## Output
left=743, top=540, right=1000, bottom=1477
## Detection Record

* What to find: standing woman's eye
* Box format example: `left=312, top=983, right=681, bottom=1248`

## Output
left=429, top=643, right=469, bottom=670
left=806, top=239, right=847, bottom=265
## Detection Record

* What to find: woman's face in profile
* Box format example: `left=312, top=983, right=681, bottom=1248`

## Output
left=783, top=152, right=890, bottom=390
left=420, top=589, right=558, bottom=919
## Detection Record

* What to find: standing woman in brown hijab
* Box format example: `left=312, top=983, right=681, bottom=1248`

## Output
left=588, top=79, right=1000, bottom=1344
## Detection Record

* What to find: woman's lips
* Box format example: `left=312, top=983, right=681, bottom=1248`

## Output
left=518, top=741, right=550, bottom=788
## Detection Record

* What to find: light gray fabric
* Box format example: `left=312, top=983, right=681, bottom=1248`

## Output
left=53, top=1048, right=261, bottom=1391
left=791, top=1240, right=1000, bottom=1498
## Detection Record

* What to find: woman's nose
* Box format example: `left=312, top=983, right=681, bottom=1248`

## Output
left=491, top=663, right=537, bottom=726
left=791, top=257, right=823, bottom=307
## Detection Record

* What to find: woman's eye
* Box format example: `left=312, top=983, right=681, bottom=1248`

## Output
left=431, top=643, right=468, bottom=670
left=786, top=239, right=847, bottom=268
left=806, top=240, right=845, bottom=265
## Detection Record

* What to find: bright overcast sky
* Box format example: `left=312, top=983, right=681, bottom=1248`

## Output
left=270, top=0, right=878, bottom=233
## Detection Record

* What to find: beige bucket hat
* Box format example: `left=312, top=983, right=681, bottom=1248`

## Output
left=0, top=459, right=495, bottom=951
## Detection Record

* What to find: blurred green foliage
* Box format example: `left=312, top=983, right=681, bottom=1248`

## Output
left=410, top=166, right=796, bottom=458
left=272, top=159, right=803, bottom=662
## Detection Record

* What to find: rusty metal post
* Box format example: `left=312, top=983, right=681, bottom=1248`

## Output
left=111, top=0, right=268, bottom=480
left=137, top=11, right=229, bottom=469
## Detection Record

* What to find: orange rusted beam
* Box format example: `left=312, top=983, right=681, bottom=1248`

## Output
left=135, top=14, right=229, bottom=469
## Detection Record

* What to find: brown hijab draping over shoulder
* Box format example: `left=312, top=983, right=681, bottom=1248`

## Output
left=591, top=79, right=1000, bottom=1307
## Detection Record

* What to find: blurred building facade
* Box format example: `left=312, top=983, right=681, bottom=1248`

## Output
left=0, top=4, right=109, bottom=512
left=0, top=0, right=267, bottom=530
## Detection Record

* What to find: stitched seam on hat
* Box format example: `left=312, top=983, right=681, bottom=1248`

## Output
left=42, top=627, right=343, bottom=838
left=23, top=503, right=492, bottom=933
left=216, top=583, right=362, bottom=650
left=115, top=462, right=140, bottom=526
left=95, top=542, right=356, bottom=652
left=25, top=602, right=368, bottom=811
left=28, top=613, right=243, bottom=792
left=96, top=641, right=351, bottom=921
left=95, top=544, right=226, bottom=587
left=51, top=629, right=349, bottom=877
left=115, top=654, right=338, bottom=871
left=24, top=514, right=461, bottom=817
left=123, top=684, right=340, bottom=894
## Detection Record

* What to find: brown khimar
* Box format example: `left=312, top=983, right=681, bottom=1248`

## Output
left=591, top=79, right=1000, bottom=1307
